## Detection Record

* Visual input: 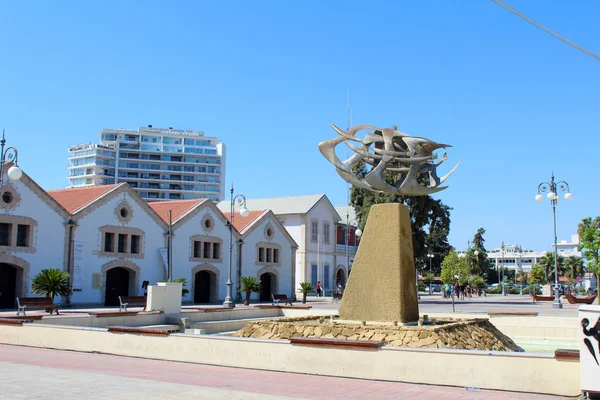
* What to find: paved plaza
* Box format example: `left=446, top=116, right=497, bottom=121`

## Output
left=0, top=344, right=576, bottom=400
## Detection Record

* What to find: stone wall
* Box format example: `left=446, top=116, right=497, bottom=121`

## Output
left=233, top=317, right=523, bottom=352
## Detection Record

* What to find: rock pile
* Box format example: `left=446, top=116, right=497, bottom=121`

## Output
left=232, top=316, right=523, bottom=352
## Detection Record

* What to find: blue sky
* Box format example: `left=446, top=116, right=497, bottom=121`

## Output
left=0, top=1, right=598, bottom=253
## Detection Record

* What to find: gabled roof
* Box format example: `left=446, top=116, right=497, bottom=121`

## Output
left=223, top=210, right=268, bottom=233
left=224, top=209, right=298, bottom=248
left=217, top=194, right=340, bottom=220
left=4, top=165, right=71, bottom=219
left=148, top=199, right=209, bottom=224
left=334, top=205, right=358, bottom=225
left=47, top=184, right=122, bottom=214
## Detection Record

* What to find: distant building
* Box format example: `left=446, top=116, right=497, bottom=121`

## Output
left=459, top=235, right=582, bottom=273
left=68, top=125, right=226, bottom=202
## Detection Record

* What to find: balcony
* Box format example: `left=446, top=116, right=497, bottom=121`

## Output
left=336, top=244, right=359, bottom=254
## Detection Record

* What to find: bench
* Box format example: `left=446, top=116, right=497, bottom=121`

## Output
left=531, top=294, right=554, bottom=303
left=118, top=296, right=147, bottom=312
left=16, top=297, right=60, bottom=316
left=271, top=294, right=293, bottom=306
left=565, top=293, right=597, bottom=305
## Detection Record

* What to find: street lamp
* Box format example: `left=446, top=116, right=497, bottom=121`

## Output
left=224, top=184, right=249, bottom=309
left=536, top=174, right=572, bottom=309
left=0, top=130, right=22, bottom=187
left=426, top=253, right=434, bottom=294
left=344, top=209, right=362, bottom=278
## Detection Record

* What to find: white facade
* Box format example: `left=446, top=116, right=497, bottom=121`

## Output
left=68, top=125, right=226, bottom=202
left=219, top=195, right=343, bottom=296
left=154, top=199, right=238, bottom=304
left=460, top=236, right=583, bottom=274
left=61, top=185, right=167, bottom=305
left=0, top=171, right=70, bottom=308
left=236, top=211, right=296, bottom=301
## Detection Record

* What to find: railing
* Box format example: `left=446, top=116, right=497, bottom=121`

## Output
left=336, top=244, right=358, bottom=253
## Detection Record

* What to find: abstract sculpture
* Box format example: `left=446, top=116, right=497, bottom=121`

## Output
left=318, top=124, right=459, bottom=196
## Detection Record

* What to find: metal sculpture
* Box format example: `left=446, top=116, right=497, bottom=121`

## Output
left=318, top=124, right=459, bottom=196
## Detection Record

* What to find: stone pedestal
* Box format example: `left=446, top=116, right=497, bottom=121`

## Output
left=147, top=282, right=182, bottom=314
left=338, top=203, right=419, bottom=323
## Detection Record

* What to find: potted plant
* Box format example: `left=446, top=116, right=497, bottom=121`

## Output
left=31, top=269, right=71, bottom=310
left=299, top=282, right=315, bottom=304
left=239, top=276, right=261, bottom=306
left=159, top=277, right=190, bottom=297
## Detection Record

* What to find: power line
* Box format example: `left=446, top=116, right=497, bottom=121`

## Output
left=491, top=0, right=600, bottom=62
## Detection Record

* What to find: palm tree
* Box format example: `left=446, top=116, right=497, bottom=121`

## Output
left=577, top=217, right=600, bottom=239
left=32, top=269, right=71, bottom=301
left=239, top=277, right=261, bottom=306
left=299, top=282, right=315, bottom=304
left=563, top=256, right=584, bottom=281
left=538, top=252, right=565, bottom=283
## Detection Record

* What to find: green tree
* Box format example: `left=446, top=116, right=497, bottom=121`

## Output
left=469, top=275, right=485, bottom=289
left=538, top=252, right=565, bottom=283
left=350, top=152, right=453, bottom=270
left=239, top=276, right=261, bottom=306
left=529, top=264, right=547, bottom=285
left=578, top=216, right=600, bottom=304
left=32, top=269, right=71, bottom=301
left=299, top=282, right=315, bottom=304
left=472, top=228, right=487, bottom=251
left=440, top=252, right=469, bottom=285
left=563, top=256, right=584, bottom=281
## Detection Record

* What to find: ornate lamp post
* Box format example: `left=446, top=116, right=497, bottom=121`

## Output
left=426, top=253, right=434, bottom=294
left=224, top=184, right=249, bottom=309
left=0, top=130, right=23, bottom=187
left=535, top=174, right=572, bottom=309
left=344, top=209, right=362, bottom=277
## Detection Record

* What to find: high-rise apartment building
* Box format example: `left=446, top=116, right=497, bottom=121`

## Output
left=68, top=125, right=226, bottom=201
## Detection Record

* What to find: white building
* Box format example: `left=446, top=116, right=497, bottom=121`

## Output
left=223, top=209, right=297, bottom=302
left=0, top=165, right=297, bottom=308
left=219, top=194, right=342, bottom=296
left=68, top=125, right=226, bottom=202
left=463, top=236, right=582, bottom=274
left=48, top=183, right=167, bottom=305
left=0, top=167, right=70, bottom=308
left=148, top=199, right=236, bottom=304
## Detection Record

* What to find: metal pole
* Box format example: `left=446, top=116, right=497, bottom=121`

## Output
left=224, top=184, right=235, bottom=308
left=345, top=210, right=349, bottom=277
left=551, top=177, right=562, bottom=308
left=0, top=129, right=6, bottom=187
left=167, top=210, right=173, bottom=281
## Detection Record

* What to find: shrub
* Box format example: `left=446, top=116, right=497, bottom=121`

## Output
left=32, top=269, right=71, bottom=301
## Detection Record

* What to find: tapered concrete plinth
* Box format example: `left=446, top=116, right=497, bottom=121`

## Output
left=338, top=203, right=419, bottom=323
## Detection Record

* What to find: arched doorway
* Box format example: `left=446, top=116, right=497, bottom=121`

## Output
left=0, top=263, right=17, bottom=309
left=105, top=267, right=130, bottom=306
left=194, top=270, right=214, bottom=303
left=336, top=268, right=347, bottom=288
left=260, top=273, right=276, bottom=302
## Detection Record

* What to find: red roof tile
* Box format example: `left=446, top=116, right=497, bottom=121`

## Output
left=223, top=210, right=267, bottom=233
left=47, top=184, right=121, bottom=213
left=148, top=199, right=208, bottom=224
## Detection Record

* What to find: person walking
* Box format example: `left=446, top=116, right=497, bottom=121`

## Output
left=316, top=281, right=323, bottom=298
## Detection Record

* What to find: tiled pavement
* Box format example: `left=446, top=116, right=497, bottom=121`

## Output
left=0, top=344, right=575, bottom=399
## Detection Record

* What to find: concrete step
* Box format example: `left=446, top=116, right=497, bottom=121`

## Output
left=190, top=316, right=280, bottom=334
